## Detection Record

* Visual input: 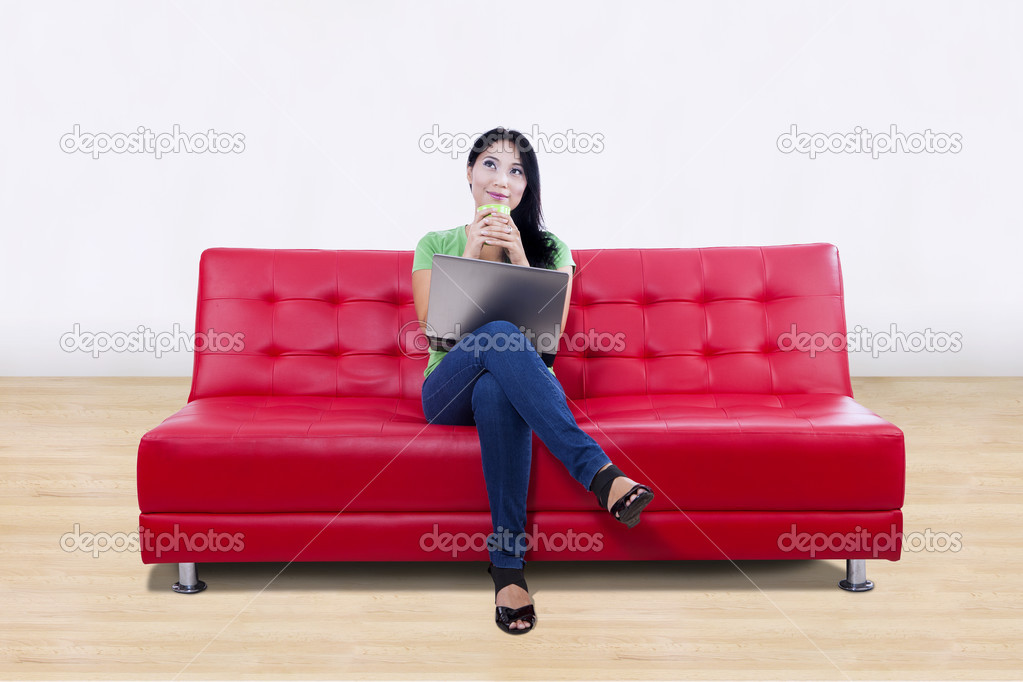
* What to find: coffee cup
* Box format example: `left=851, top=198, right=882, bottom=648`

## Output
left=477, top=203, right=511, bottom=216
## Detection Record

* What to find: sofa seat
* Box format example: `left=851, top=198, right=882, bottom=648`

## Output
left=137, top=392, right=903, bottom=515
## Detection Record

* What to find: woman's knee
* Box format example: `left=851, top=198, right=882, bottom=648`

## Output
left=470, top=371, right=511, bottom=413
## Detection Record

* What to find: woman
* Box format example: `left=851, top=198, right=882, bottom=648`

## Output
left=411, top=127, right=655, bottom=635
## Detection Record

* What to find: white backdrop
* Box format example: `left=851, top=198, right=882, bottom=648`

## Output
left=1, top=0, right=1019, bottom=376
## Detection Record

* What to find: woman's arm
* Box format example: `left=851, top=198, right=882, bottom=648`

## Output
left=412, top=218, right=498, bottom=335
left=413, top=269, right=431, bottom=333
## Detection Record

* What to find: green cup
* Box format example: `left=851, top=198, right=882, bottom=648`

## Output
left=477, top=203, right=511, bottom=216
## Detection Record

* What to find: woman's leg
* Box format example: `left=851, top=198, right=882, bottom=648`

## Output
left=420, top=329, right=536, bottom=569
left=420, top=327, right=537, bottom=631
left=423, top=320, right=612, bottom=496
left=470, top=372, right=532, bottom=569
left=420, top=320, right=637, bottom=632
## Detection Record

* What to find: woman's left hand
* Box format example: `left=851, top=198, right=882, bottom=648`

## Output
left=480, top=212, right=528, bottom=266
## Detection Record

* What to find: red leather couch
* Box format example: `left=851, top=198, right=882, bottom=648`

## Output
left=137, top=243, right=904, bottom=593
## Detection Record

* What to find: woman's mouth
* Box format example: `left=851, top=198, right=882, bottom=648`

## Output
left=487, top=192, right=508, bottom=201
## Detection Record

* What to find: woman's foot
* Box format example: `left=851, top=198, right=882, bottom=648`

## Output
left=590, top=463, right=655, bottom=528
left=496, top=583, right=533, bottom=631
left=595, top=463, right=644, bottom=517
left=488, top=563, right=536, bottom=634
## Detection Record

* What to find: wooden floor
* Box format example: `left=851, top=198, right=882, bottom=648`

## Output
left=0, top=377, right=1020, bottom=680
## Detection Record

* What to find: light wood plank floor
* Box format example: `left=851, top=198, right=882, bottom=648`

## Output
left=0, top=377, right=1020, bottom=680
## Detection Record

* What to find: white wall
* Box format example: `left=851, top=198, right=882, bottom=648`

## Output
left=1, top=0, right=1019, bottom=377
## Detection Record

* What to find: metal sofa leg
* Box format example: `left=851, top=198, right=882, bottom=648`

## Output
left=838, top=559, right=874, bottom=592
left=172, top=562, right=208, bottom=594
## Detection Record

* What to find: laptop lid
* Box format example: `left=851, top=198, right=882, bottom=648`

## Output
left=424, top=254, right=570, bottom=367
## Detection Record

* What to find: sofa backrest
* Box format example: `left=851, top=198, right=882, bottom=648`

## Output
left=554, top=244, right=852, bottom=399
left=187, top=243, right=852, bottom=402
left=188, top=248, right=421, bottom=402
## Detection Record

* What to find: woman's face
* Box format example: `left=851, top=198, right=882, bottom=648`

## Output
left=466, top=140, right=527, bottom=210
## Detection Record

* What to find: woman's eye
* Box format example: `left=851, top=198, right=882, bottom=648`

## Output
left=482, top=160, right=522, bottom=175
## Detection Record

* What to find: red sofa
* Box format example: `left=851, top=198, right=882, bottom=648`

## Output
left=136, top=243, right=905, bottom=594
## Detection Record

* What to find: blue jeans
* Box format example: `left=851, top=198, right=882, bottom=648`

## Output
left=421, top=320, right=612, bottom=570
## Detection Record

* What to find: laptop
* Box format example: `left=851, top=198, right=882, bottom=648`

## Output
left=425, top=254, right=570, bottom=367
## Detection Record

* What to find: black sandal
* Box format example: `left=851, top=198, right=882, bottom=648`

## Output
left=590, top=463, right=655, bottom=528
left=487, top=563, right=537, bottom=635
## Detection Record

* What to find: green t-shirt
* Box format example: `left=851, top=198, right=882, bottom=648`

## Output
left=412, top=225, right=576, bottom=380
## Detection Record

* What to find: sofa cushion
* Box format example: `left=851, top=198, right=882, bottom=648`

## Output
left=137, top=393, right=903, bottom=515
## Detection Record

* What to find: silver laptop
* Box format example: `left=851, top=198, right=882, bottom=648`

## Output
left=425, top=254, right=570, bottom=367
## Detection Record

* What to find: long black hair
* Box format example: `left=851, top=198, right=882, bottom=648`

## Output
left=467, top=127, right=559, bottom=270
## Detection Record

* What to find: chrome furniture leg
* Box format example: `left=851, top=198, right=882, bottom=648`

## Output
left=838, top=558, right=874, bottom=592
left=172, top=562, right=207, bottom=594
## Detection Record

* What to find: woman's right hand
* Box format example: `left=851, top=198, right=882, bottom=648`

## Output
left=462, top=206, right=507, bottom=260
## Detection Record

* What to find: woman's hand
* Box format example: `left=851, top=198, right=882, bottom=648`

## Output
left=463, top=207, right=529, bottom=266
